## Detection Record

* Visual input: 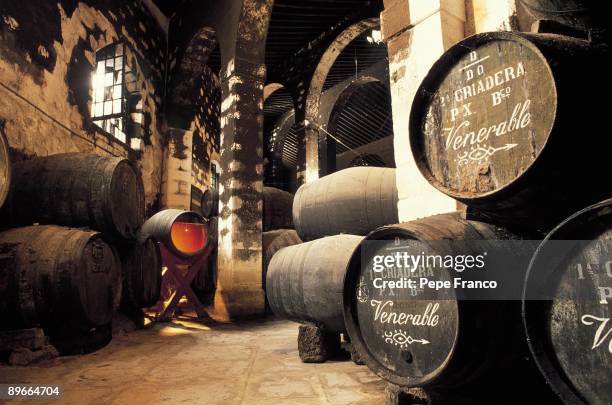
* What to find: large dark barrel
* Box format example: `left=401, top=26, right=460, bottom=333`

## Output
left=523, top=199, right=612, bottom=405
left=266, top=234, right=363, bottom=333
left=343, top=213, right=555, bottom=402
left=0, top=226, right=121, bottom=331
left=409, top=32, right=611, bottom=231
left=263, top=187, right=294, bottom=231
left=201, top=189, right=219, bottom=219
left=0, top=128, right=10, bottom=210
left=140, top=209, right=208, bottom=258
left=3, top=153, right=145, bottom=240
left=519, top=0, right=610, bottom=39
left=293, top=167, right=398, bottom=240
left=119, top=236, right=162, bottom=309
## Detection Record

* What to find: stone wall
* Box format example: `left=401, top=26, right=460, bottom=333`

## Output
left=0, top=1, right=167, bottom=215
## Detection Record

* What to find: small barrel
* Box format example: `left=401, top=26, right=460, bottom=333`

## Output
left=520, top=0, right=610, bottom=39
left=523, top=199, right=612, bottom=405
left=262, top=229, right=302, bottom=290
left=263, top=187, right=294, bottom=231
left=293, top=167, right=398, bottom=240
left=201, top=189, right=219, bottom=219
left=3, top=153, right=145, bottom=240
left=266, top=234, right=363, bottom=333
left=119, top=236, right=162, bottom=309
left=0, top=225, right=121, bottom=330
left=0, top=128, right=10, bottom=210
left=409, top=32, right=611, bottom=230
left=140, top=209, right=208, bottom=257
left=343, top=213, right=551, bottom=400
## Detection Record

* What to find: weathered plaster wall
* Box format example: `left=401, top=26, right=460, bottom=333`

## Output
left=0, top=1, right=167, bottom=214
left=164, top=60, right=221, bottom=212
left=381, top=0, right=464, bottom=221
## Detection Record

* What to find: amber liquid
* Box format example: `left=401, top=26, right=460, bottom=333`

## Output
left=170, top=222, right=207, bottom=255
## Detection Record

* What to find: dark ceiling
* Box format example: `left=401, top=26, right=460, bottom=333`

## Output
left=328, top=80, right=393, bottom=153
left=151, top=0, right=187, bottom=18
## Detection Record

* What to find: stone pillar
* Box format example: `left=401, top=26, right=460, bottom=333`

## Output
left=161, top=127, right=193, bottom=210
left=382, top=0, right=465, bottom=222
left=212, top=58, right=266, bottom=321
left=469, top=0, right=518, bottom=33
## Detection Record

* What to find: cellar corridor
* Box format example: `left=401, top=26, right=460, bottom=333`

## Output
left=1, top=317, right=386, bottom=404
left=1, top=1, right=611, bottom=404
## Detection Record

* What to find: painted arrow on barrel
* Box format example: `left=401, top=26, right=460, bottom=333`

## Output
left=459, top=143, right=519, bottom=165
left=407, top=336, right=431, bottom=345
left=385, top=331, right=431, bottom=347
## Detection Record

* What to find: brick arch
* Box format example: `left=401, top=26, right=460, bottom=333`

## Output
left=305, top=18, right=380, bottom=125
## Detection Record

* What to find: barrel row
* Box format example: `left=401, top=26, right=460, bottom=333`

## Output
left=267, top=199, right=612, bottom=404
left=0, top=150, right=164, bottom=354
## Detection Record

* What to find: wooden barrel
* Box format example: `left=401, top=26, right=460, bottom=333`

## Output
left=49, top=323, right=112, bottom=356
left=520, top=0, right=610, bottom=39
left=119, top=236, right=162, bottom=309
left=266, top=234, right=363, bottom=333
left=343, top=213, right=554, bottom=401
left=192, top=216, right=218, bottom=305
left=523, top=199, right=612, bottom=405
left=3, top=153, right=145, bottom=240
left=409, top=32, right=611, bottom=231
left=201, top=189, right=219, bottom=219
left=208, top=216, right=218, bottom=247
left=262, top=229, right=302, bottom=290
left=0, top=128, right=10, bottom=210
left=191, top=253, right=217, bottom=306
left=139, top=209, right=208, bottom=257
left=293, top=167, right=398, bottom=240
left=263, top=187, right=294, bottom=231
left=0, top=226, right=121, bottom=331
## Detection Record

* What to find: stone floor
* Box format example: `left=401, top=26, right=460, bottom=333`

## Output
left=0, top=316, right=386, bottom=404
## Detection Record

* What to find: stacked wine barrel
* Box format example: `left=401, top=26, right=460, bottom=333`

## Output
left=269, top=27, right=611, bottom=404
left=0, top=152, right=161, bottom=355
left=404, top=29, right=611, bottom=403
left=267, top=167, right=401, bottom=351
